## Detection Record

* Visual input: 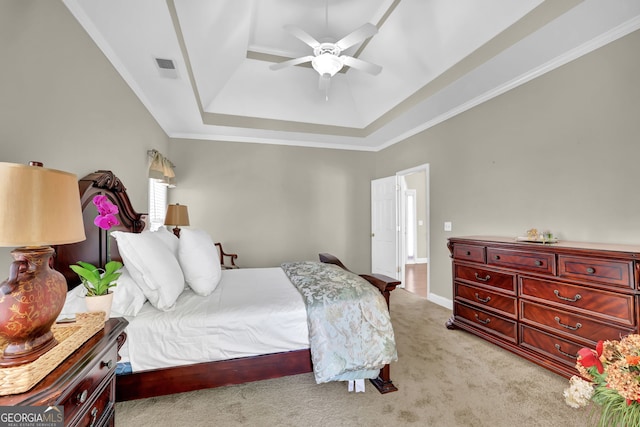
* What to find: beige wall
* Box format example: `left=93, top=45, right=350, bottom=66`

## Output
left=168, top=139, right=374, bottom=272
left=375, top=29, right=640, bottom=303
left=0, top=1, right=169, bottom=272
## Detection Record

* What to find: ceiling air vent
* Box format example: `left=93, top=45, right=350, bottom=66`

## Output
left=154, top=58, right=178, bottom=79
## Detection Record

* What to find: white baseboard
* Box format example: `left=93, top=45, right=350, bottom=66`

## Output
left=405, top=258, right=428, bottom=265
left=427, top=293, right=453, bottom=310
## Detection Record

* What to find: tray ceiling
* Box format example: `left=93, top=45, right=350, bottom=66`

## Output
left=63, top=0, right=640, bottom=150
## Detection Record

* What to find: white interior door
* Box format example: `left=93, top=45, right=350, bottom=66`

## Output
left=371, top=176, right=398, bottom=279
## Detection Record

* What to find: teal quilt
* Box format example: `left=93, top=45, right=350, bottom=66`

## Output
left=281, top=261, right=397, bottom=383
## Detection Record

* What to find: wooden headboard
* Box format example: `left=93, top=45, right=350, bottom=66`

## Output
left=54, top=170, right=145, bottom=290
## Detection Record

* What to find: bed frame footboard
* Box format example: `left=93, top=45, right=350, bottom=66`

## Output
left=319, top=253, right=400, bottom=393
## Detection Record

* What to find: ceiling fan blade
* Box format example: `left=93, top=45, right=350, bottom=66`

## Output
left=335, top=23, right=378, bottom=51
left=341, top=56, right=382, bottom=75
left=270, top=55, right=314, bottom=71
left=283, top=25, right=320, bottom=49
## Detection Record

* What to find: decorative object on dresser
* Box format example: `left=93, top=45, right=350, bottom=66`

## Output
left=0, top=318, right=128, bottom=427
left=0, top=162, right=86, bottom=367
left=164, top=203, right=190, bottom=237
left=446, top=236, right=640, bottom=379
left=516, top=228, right=558, bottom=244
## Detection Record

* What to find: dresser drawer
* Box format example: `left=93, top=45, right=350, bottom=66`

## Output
left=520, top=325, right=581, bottom=369
left=453, top=244, right=485, bottom=263
left=454, top=302, right=517, bottom=343
left=60, top=345, right=117, bottom=423
left=71, top=381, right=114, bottom=427
left=558, top=255, right=634, bottom=289
left=487, top=248, right=555, bottom=275
left=520, top=300, right=634, bottom=346
left=454, top=263, right=517, bottom=294
left=455, top=282, right=517, bottom=318
left=519, top=276, right=635, bottom=326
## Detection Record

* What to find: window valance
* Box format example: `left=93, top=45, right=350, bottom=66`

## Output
left=148, top=149, right=175, bottom=186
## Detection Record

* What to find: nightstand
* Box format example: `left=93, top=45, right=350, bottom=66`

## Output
left=0, top=317, right=128, bottom=427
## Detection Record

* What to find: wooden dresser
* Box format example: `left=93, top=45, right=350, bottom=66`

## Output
left=0, top=318, right=128, bottom=426
left=447, top=236, right=640, bottom=378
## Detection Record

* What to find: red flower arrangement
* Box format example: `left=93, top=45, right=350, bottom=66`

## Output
left=565, top=335, right=640, bottom=426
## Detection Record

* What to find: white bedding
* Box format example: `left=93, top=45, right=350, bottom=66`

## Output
left=63, top=267, right=310, bottom=372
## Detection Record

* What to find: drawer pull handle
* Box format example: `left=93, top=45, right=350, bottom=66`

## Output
left=535, top=260, right=543, bottom=267
left=101, top=359, right=114, bottom=370
left=466, top=251, right=471, bottom=256
left=474, top=293, right=491, bottom=303
left=474, top=313, right=491, bottom=324
left=555, top=344, right=577, bottom=359
left=554, top=316, right=582, bottom=331
left=553, top=290, right=582, bottom=302
left=89, top=407, right=99, bottom=427
left=586, top=267, right=595, bottom=274
left=77, top=389, right=88, bottom=405
left=493, top=255, right=500, bottom=260
left=474, top=273, right=491, bottom=282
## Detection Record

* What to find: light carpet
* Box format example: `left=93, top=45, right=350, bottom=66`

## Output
left=115, top=289, right=597, bottom=426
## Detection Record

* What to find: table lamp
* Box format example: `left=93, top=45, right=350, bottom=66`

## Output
left=164, top=203, right=189, bottom=237
left=0, top=162, right=86, bottom=367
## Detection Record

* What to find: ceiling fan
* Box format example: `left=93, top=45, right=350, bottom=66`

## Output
left=270, top=22, right=382, bottom=99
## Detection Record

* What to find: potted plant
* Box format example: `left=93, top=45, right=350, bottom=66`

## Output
left=69, top=194, right=124, bottom=320
left=70, top=260, right=123, bottom=320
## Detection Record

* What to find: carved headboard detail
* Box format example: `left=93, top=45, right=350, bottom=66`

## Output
left=54, top=170, right=145, bottom=290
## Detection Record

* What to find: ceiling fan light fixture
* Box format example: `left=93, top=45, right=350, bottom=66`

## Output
left=311, top=53, right=343, bottom=77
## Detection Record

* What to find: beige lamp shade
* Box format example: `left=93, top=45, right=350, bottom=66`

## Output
left=164, top=204, right=190, bottom=226
left=0, top=162, right=86, bottom=246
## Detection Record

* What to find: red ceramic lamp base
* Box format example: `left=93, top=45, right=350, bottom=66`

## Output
left=0, top=246, right=66, bottom=367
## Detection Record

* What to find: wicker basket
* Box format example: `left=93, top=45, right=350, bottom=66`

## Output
left=0, top=312, right=105, bottom=396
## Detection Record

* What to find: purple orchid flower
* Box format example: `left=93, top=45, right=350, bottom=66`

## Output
left=92, top=195, right=120, bottom=230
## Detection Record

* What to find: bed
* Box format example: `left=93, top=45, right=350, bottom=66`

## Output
left=54, top=170, right=400, bottom=401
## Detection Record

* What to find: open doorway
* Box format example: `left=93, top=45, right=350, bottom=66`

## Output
left=397, top=165, right=429, bottom=298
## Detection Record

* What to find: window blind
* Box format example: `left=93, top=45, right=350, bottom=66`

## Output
left=148, top=178, right=167, bottom=231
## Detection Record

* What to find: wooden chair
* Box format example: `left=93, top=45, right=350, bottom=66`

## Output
left=215, top=242, right=238, bottom=269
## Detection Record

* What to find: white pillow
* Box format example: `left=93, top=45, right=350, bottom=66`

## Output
left=178, top=228, right=222, bottom=296
left=111, top=231, right=185, bottom=311
left=110, top=266, right=147, bottom=317
left=153, top=227, right=179, bottom=256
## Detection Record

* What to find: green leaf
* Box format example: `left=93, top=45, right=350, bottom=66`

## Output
left=100, top=272, right=121, bottom=286
left=69, top=265, right=100, bottom=285
left=104, top=261, right=123, bottom=275
left=70, top=260, right=123, bottom=296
